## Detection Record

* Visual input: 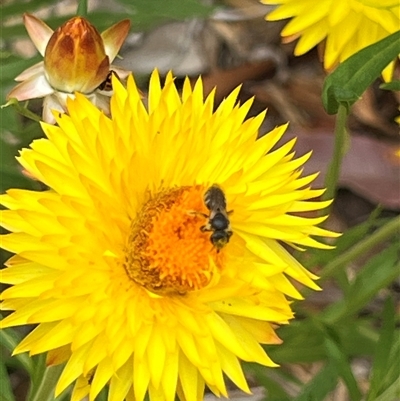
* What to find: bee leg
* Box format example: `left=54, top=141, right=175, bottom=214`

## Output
left=200, top=225, right=212, bottom=232
left=188, top=210, right=208, bottom=218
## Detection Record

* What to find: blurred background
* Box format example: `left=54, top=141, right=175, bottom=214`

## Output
left=1, top=0, right=399, bottom=400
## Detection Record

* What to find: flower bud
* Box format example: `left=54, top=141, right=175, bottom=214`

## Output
left=44, top=17, right=110, bottom=93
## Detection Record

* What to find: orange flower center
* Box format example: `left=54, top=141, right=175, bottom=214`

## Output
left=124, top=186, right=223, bottom=295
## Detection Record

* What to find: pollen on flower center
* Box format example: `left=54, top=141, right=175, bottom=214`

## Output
left=124, top=186, right=222, bottom=295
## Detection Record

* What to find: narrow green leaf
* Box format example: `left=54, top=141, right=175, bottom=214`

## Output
left=28, top=354, right=46, bottom=401
left=367, top=297, right=396, bottom=400
left=1, top=0, right=56, bottom=18
left=77, top=0, right=88, bottom=17
left=244, top=363, right=292, bottom=400
left=0, top=323, right=21, bottom=352
left=0, top=106, right=44, bottom=193
left=0, top=13, right=133, bottom=40
left=324, top=337, right=362, bottom=401
left=377, top=333, right=400, bottom=399
left=322, top=31, right=400, bottom=114
left=95, top=387, right=109, bottom=401
left=267, top=320, right=326, bottom=363
left=0, top=54, right=41, bottom=83
left=294, top=362, right=338, bottom=401
left=0, top=321, right=33, bottom=375
left=261, top=378, right=291, bottom=400
left=322, top=104, right=350, bottom=202
left=298, top=208, right=383, bottom=270
left=373, top=377, right=400, bottom=401
left=380, top=80, right=400, bottom=91
left=2, top=99, right=41, bottom=122
left=321, top=215, right=400, bottom=280
left=0, top=356, right=16, bottom=401
left=321, top=241, right=400, bottom=323
left=28, top=359, right=67, bottom=401
left=117, top=0, right=215, bottom=20
left=335, top=319, right=377, bottom=358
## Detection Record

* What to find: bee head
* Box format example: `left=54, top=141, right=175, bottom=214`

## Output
left=210, top=230, right=232, bottom=250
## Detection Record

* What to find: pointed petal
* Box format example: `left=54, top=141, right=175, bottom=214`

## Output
left=15, top=61, right=45, bottom=81
left=42, top=94, right=69, bottom=124
left=7, top=73, right=54, bottom=101
left=23, top=13, right=53, bottom=56
left=101, top=19, right=131, bottom=62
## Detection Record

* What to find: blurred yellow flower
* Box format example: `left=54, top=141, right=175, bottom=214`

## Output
left=0, top=71, right=338, bottom=401
left=263, top=0, right=400, bottom=80
left=7, top=14, right=130, bottom=123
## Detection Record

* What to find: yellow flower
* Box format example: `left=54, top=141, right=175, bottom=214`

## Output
left=7, top=14, right=131, bottom=123
left=262, top=0, right=400, bottom=80
left=0, top=71, right=338, bottom=401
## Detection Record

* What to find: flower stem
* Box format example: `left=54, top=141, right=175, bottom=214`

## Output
left=28, top=357, right=66, bottom=401
left=323, top=104, right=350, bottom=202
left=77, top=0, right=88, bottom=17
left=2, top=99, right=41, bottom=122
left=321, top=215, right=400, bottom=279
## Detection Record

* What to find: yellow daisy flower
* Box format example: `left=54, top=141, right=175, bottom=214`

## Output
left=0, top=71, right=338, bottom=401
left=262, top=0, right=400, bottom=80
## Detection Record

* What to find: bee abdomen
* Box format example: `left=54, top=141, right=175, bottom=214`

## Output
left=204, top=185, right=227, bottom=211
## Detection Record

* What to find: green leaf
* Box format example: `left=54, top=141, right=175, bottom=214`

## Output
left=324, top=337, right=362, bottom=401
left=0, top=320, right=21, bottom=353
left=266, top=320, right=326, bottom=363
left=379, top=80, right=400, bottom=91
left=28, top=357, right=68, bottom=401
left=322, top=31, right=400, bottom=114
left=0, top=12, right=133, bottom=40
left=335, top=319, right=377, bottom=358
left=376, top=332, right=400, bottom=399
left=321, top=241, right=400, bottom=324
left=367, top=297, right=398, bottom=400
left=2, top=99, right=41, bottom=122
left=294, top=362, right=338, bottom=401
left=1, top=0, right=57, bottom=18
left=269, top=315, right=378, bottom=369
left=373, top=377, right=400, bottom=401
left=0, top=105, right=44, bottom=193
left=0, top=318, right=33, bottom=375
left=244, top=363, right=292, bottom=400
left=0, top=54, right=42, bottom=84
left=0, top=356, right=16, bottom=401
left=77, top=0, right=88, bottom=17
left=297, top=209, right=383, bottom=270
left=95, top=388, right=109, bottom=401
left=321, top=215, right=400, bottom=281
left=117, top=0, right=215, bottom=22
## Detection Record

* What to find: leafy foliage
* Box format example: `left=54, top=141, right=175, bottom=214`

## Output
left=322, top=31, right=400, bottom=114
left=1, top=0, right=399, bottom=400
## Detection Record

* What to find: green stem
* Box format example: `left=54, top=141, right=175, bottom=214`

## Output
left=28, top=358, right=65, bottom=401
left=1, top=99, right=41, bottom=122
left=323, top=104, right=350, bottom=202
left=321, top=215, right=400, bottom=279
left=77, top=0, right=88, bottom=17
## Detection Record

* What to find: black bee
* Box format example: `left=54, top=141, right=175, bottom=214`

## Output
left=201, top=185, right=233, bottom=251
left=97, top=70, right=119, bottom=91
